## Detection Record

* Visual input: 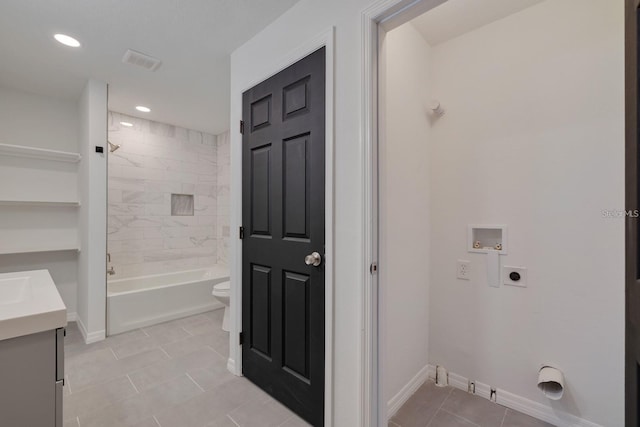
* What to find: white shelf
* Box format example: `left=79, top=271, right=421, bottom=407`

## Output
left=0, top=245, right=80, bottom=255
left=0, top=200, right=80, bottom=207
left=0, top=143, right=81, bottom=163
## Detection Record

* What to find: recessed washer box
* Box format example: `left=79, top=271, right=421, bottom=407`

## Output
left=468, top=224, right=507, bottom=254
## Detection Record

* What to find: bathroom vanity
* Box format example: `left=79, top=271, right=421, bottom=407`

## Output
left=0, top=270, right=67, bottom=426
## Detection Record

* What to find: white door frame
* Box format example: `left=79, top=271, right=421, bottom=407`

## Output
left=360, top=1, right=447, bottom=425
left=228, top=27, right=336, bottom=426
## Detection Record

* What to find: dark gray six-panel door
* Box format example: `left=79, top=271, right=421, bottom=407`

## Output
left=242, top=47, right=325, bottom=427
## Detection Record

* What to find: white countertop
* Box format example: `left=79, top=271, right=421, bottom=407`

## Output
left=0, top=269, right=67, bottom=341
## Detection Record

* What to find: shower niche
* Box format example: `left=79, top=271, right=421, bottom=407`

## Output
left=468, top=225, right=507, bottom=254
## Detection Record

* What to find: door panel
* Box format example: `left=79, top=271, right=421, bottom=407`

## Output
left=250, top=145, right=272, bottom=236
left=283, top=134, right=311, bottom=239
left=250, top=264, right=272, bottom=359
left=626, top=0, right=640, bottom=424
left=242, top=47, right=325, bottom=426
left=283, top=270, right=311, bottom=379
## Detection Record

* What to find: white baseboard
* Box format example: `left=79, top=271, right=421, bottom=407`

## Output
left=227, top=357, right=240, bottom=376
left=76, top=316, right=106, bottom=344
left=66, top=312, right=77, bottom=322
left=426, top=365, right=603, bottom=427
left=497, top=388, right=602, bottom=427
left=387, top=365, right=430, bottom=418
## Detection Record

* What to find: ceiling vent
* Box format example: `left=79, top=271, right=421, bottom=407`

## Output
left=122, top=49, right=162, bottom=72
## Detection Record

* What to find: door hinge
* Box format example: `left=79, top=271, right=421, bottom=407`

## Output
left=240, top=120, right=245, bottom=135
left=239, top=332, right=244, bottom=345
left=239, top=226, right=245, bottom=239
left=370, top=262, right=378, bottom=274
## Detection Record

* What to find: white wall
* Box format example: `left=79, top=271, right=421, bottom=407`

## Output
left=380, top=23, right=432, bottom=403
left=107, top=112, right=219, bottom=279
left=424, top=1, right=624, bottom=425
left=0, top=85, right=79, bottom=315
left=0, top=86, right=79, bottom=152
left=77, top=79, right=108, bottom=343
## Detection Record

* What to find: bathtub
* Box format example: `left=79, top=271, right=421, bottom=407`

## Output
left=107, top=265, right=229, bottom=335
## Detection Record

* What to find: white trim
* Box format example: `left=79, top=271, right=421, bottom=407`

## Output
left=66, top=312, right=77, bottom=322
left=497, top=389, right=602, bottom=427
left=226, top=357, right=236, bottom=374
left=76, top=315, right=105, bottom=344
left=386, top=365, right=429, bottom=419
left=361, top=1, right=446, bottom=426
left=228, top=26, right=336, bottom=427
left=426, top=365, right=603, bottom=427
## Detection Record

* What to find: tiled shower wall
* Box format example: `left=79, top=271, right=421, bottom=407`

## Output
left=216, top=131, right=230, bottom=266
left=107, top=112, right=228, bottom=279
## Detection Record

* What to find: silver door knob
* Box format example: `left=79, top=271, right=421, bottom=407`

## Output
left=305, top=252, right=322, bottom=267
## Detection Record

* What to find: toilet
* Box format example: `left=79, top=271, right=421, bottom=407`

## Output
left=212, top=281, right=230, bottom=332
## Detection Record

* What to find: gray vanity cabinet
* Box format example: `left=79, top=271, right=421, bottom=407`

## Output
left=0, top=327, right=65, bottom=426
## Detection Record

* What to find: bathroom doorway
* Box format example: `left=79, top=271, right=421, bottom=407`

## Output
left=364, top=0, right=625, bottom=426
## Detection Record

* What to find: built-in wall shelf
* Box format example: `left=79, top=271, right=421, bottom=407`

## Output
left=0, top=246, right=81, bottom=256
left=0, top=143, right=81, bottom=163
left=0, top=200, right=81, bottom=207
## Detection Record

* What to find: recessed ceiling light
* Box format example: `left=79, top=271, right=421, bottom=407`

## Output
left=54, top=33, right=81, bottom=48
left=135, top=106, right=151, bottom=113
left=120, top=121, right=133, bottom=127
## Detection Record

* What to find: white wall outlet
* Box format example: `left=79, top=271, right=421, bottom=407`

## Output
left=457, top=260, right=471, bottom=280
left=503, top=266, right=527, bottom=287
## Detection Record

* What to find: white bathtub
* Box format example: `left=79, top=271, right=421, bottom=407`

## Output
left=107, top=266, right=229, bottom=335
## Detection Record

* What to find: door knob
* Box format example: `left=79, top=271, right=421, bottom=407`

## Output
left=305, top=252, right=322, bottom=267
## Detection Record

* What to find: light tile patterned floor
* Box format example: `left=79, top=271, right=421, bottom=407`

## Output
left=63, top=309, right=310, bottom=427
left=389, top=381, right=554, bottom=427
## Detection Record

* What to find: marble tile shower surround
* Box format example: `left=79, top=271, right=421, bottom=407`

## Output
left=107, top=112, right=228, bottom=279
left=216, top=131, right=230, bottom=266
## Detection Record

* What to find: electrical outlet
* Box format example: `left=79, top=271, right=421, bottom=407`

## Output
left=457, top=260, right=471, bottom=280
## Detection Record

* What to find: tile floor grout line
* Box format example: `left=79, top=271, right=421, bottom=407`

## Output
left=185, top=372, right=206, bottom=393
left=140, top=327, right=150, bottom=337
left=499, top=408, right=508, bottom=427
left=227, top=414, right=241, bottom=427
left=182, top=326, right=195, bottom=336
left=75, top=415, right=81, bottom=427
left=425, top=387, right=454, bottom=427
left=126, top=374, right=141, bottom=394
left=439, top=408, right=481, bottom=427
left=159, top=346, right=173, bottom=360
left=152, top=415, right=162, bottom=427
left=275, top=414, right=292, bottom=427
left=207, top=345, right=226, bottom=360
left=108, top=346, right=119, bottom=360
left=65, top=375, right=73, bottom=394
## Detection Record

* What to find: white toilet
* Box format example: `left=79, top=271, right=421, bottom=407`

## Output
left=212, top=281, right=230, bottom=332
